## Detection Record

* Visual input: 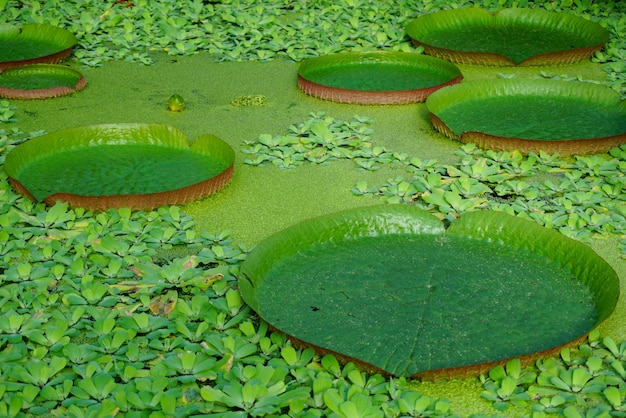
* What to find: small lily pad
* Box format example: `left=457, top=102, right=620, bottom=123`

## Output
left=0, top=23, right=77, bottom=71
left=298, top=51, right=462, bottom=104
left=406, top=8, right=609, bottom=66
left=239, top=205, right=619, bottom=379
left=5, top=123, right=235, bottom=211
left=0, top=64, right=86, bottom=99
left=426, top=79, right=626, bottom=155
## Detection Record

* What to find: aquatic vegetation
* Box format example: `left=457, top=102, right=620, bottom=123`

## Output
left=406, top=8, right=609, bottom=66
left=0, top=23, right=76, bottom=71
left=241, top=111, right=383, bottom=169
left=426, top=79, right=626, bottom=155
left=1, top=123, right=622, bottom=416
left=5, top=0, right=625, bottom=98
left=2, top=0, right=626, bottom=415
left=481, top=330, right=626, bottom=416
left=0, top=64, right=87, bottom=100
left=298, top=51, right=462, bottom=104
left=0, top=125, right=462, bottom=417
left=5, top=123, right=234, bottom=210
left=242, top=112, right=626, bottom=258
left=0, top=100, right=17, bottom=123
left=240, top=204, right=618, bottom=379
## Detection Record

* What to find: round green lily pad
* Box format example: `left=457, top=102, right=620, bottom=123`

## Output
left=298, top=52, right=463, bottom=104
left=0, top=23, right=77, bottom=71
left=239, top=205, right=619, bottom=380
left=0, top=64, right=86, bottom=99
left=5, top=123, right=235, bottom=211
left=406, top=8, right=609, bottom=66
left=426, top=79, right=626, bottom=155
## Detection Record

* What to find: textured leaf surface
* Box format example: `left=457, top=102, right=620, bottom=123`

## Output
left=406, top=8, right=609, bottom=65
left=299, top=52, right=461, bottom=91
left=426, top=79, right=626, bottom=140
left=0, top=64, right=83, bottom=90
left=0, top=23, right=76, bottom=64
left=5, top=123, right=234, bottom=201
left=239, top=205, right=619, bottom=378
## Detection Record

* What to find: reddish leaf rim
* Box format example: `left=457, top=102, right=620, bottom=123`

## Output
left=406, top=8, right=610, bottom=66
left=0, top=64, right=87, bottom=99
left=239, top=205, right=619, bottom=380
left=426, top=79, right=626, bottom=156
left=5, top=123, right=235, bottom=211
left=0, top=24, right=77, bottom=72
left=297, top=51, right=463, bottom=105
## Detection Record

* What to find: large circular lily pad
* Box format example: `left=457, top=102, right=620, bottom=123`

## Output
left=426, top=79, right=626, bottom=155
left=239, top=205, right=619, bottom=380
left=406, top=8, right=609, bottom=66
left=0, top=64, right=86, bottom=99
left=0, top=23, right=77, bottom=71
left=5, top=123, right=235, bottom=211
left=298, top=51, right=463, bottom=104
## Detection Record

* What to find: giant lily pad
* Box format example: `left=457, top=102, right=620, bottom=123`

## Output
left=0, top=64, right=86, bottom=99
left=298, top=51, right=462, bottom=104
left=406, top=8, right=609, bottom=66
left=0, top=23, right=77, bottom=71
left=239, top=205, right=619, bottom=380
left=5, top=123, right=235, bottom=211
left=426, top=79, right=626, bottom=155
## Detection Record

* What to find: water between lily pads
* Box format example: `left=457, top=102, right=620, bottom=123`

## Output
left=258, top=234, right=596, bottom=377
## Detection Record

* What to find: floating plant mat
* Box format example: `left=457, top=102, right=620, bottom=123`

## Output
left=426, top=79, right=626, bottom=155
left=0, top=23, right=77, bottom=71
left=297, top=51, right=462, bottom=104
left=5, top=123, right=235, bottom=211
left=239, top=205, right=619, bottom=380
left=405, top=8, right=609, bottom=66
left=0, top=64, right=86, bottom=99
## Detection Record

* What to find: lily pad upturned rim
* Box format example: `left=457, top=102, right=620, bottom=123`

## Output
left=297, top=51, right=463, bottom=105
left=406, top=8, right=610, bottom=66
left=5, top=123, right=235, bottom=211
left=0, top=23, right=77, bottom=72
left=426, top=78, right=626, bottom=156
left=0, top=64, right=87, bottom=99
left=239, top=204, right=619, bottom=380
